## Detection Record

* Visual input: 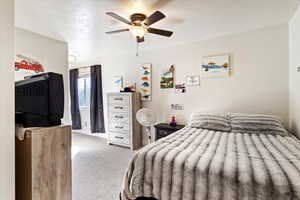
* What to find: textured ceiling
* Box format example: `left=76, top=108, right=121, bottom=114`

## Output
left=15, top=0, right=299, bottom=62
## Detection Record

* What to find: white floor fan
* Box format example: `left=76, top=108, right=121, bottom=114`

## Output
left=136, top=108, right=157, bottom=144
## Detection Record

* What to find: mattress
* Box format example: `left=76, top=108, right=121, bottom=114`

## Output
left=120, top=127, right=300, bottom=200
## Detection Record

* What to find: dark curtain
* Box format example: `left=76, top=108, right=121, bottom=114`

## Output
left=70, top=69, right=82, bottom=130
left=90, top=65, right=105, bottom=133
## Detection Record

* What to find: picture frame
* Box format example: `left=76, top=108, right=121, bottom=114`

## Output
left=175, top=83, right=186, bottom=93
left=186, top=76, right=200, bottom=87
left=113, top=75, right=123, bottom=90
left=201, top=54, right=230, bottom=78
left=160, top=65, right=175, bottom=89
left=140, top=63, right=152, bottom=101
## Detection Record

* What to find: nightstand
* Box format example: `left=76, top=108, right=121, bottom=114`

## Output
left=154, top=123, right=185, bottom=141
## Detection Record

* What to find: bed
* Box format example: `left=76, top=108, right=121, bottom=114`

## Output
left=120, top=113, right=300, bottom=200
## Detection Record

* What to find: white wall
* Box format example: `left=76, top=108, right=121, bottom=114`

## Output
left=80, top=24, right=289, bottom=143
left=15, top=28, right=71, bottom=123
left=0, top=0, right=15, bottom=199
left=289, top=6, right=300, bottom=138
left=79, top=107, right=91, bottom=132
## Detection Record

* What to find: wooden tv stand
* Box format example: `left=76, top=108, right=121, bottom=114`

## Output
left=15, top=125, right=72, bottom=200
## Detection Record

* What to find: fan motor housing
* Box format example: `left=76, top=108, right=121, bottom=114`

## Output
left=130, top=13, right=147, bottom=25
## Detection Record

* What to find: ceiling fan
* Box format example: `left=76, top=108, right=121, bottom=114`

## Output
left=105, top=11, right=173, bottom=43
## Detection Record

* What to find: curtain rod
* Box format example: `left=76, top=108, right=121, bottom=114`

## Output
left=69, top=64, right=101, bottom=70
left=76, top=66, right=90, bottom=69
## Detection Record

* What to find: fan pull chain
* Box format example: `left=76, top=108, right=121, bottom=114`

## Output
left=136, top=41, right=139, bottom=57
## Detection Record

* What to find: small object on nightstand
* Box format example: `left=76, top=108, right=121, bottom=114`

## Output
left=154, top=123, right=185, bottom=141
left=170, top=116, right=177, bottom=127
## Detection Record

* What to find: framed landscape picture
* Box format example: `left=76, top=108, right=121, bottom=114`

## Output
left=201, top=54, right=230, bottom=78
left=160, top=65, right=175, bottom=89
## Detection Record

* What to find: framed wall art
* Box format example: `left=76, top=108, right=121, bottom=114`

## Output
left=201, top=54, right=230, bottom=78
left=15, top=54, right=45, bottom=73
left=175, top=83, right=186, bottom=93
left=160, top=65, right=175, bottom=89
left=140, top=63, right=152, bottom=101
left=186, top=76, right=200, bottom=87
left=113, top=75, right=123, bottom=90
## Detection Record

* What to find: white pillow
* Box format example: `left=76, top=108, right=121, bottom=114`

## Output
left=188, top=112, right=231, bottom=132
left=229, top=113, right=288, bottom=136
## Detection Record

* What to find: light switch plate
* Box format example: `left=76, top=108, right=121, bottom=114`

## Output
left=297, top=66, right=300, bottom=72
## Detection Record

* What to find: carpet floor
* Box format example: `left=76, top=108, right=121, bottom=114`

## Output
left=72, top=132, right=135, bottom=200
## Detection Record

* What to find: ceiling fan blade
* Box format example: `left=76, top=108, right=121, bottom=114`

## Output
left=144, top=11, right=166, bottom=26
left=137, top=36, right=145, bottom=43
left=106, top=12, right=132, bottom=25
left=147, top=27, right=173, bottom=37
left=105, top=29, right=130, bottom=34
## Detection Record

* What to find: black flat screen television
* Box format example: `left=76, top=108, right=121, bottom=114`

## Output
left=15, top=72, right=64, bottom=127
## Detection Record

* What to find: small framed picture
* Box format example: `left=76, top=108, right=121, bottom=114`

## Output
left=160, top=65, right=175, bottom=89
left=175, top=83, right=186, bottom=93
left=186, top=76, right=200, bottom=87
left=113, top=75, right=123, bottom=90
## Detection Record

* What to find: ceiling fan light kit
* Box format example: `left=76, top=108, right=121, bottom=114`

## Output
left=131, top=25, right=146, bottom=37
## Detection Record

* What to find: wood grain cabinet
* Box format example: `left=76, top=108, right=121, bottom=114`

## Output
left=15, top=125, right=72, bottom=200
left=107, top=92, right=142, bottom=150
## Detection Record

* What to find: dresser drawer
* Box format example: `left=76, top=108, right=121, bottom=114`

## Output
left=109, top=132, right=130, bottom=145
left=108, top=95, right=129, bottom=105
left=109, top=104, right=129, bottom=113
left=109, top=122, right=130, bottom=132
left=109, top=113, right=129, bottom=124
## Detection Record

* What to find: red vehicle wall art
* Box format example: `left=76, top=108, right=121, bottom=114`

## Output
left=15, top=55, right=44, bottom=73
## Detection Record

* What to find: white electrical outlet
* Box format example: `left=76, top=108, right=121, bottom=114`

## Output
left=297, top=66, right=300, bottom=72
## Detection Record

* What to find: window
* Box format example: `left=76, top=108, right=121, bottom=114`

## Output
left=78, top=77, right=91, bottom=107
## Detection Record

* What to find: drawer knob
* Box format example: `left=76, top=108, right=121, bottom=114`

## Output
left=115, top=136, right=124, bottom=139
left=115, top=106, right=123, bottom=109
left=114, top=98, right=123, bottom=101
left=115, top=126, right=124, bottom=129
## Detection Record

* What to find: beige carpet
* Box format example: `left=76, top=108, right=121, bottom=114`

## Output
left=72, top=132, right=135, bottom=200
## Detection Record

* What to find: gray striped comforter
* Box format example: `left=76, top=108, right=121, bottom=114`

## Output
left=120, top=127, right=300, bottom=200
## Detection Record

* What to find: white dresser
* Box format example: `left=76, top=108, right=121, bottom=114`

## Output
left=107, top=92, right=142, bottom=150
